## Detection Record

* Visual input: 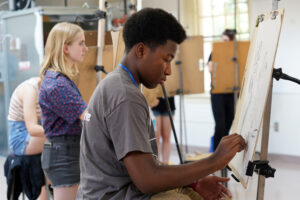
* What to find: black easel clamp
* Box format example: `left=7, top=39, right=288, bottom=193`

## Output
left=231, top=57, right=237, bottom=62
left=273, top=68, right=284, bottom=81
left=94, top=65, right=108, bottom=74
left=246, top=160, right=276, bottom=178
left=175, top=88, right=184, bottom=95
left=95, top=10, right=107, bottom=19
left=273, top=68, right=300, bottom=85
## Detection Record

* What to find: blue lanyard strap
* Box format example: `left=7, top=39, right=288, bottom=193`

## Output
left=119, top=63, right=138, bottom=87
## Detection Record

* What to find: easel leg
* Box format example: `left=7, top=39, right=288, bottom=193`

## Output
left=257, top=83, right=273, bottom=200
left=221, top=168, right=228, bottom=187
left=96, top=0, right=106, bottom=83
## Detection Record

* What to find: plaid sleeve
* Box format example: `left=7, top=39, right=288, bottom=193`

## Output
left=48, top=84, right=87, bottom=124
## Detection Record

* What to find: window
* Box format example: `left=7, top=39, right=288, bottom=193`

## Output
left=199, top=0, right=249, bottom=38
left=197, top=0, right=250, bottom=91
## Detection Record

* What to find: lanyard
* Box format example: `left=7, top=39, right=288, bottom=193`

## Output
left=119, top=63, right=138, bottom=87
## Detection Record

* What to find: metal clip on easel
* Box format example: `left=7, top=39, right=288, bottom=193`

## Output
left=94, top=65, right=108, bottom=74
left=273, top=68, right=300, bottom=85
left=226, top=159, right=276, bottom=182
left=246, top=160, right=276, bottom=178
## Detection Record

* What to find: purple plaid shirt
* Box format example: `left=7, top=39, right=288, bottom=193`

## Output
left=39, top=70, right=87, bottom=138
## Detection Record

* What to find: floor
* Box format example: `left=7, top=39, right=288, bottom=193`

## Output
left=1, top=156, right=8, bottom=199
left=1, top=149, right=299, bottom=200
left=169, top=147, right=300, bottom=200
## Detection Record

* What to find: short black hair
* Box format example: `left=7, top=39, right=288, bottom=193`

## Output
left=123, top=8, right=187, bottom=52
left=222, top=29, right=236, bottom=41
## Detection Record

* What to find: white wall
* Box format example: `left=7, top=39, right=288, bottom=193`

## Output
left=173, top=95, right=214, bottom=149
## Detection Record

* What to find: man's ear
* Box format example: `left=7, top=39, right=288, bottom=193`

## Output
left=63, top=44, right=69, bottom=54
left=135, top=42, right=146, bottom=58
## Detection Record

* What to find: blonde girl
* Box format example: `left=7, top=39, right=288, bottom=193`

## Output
left=39, top=22, right=88, bottom=200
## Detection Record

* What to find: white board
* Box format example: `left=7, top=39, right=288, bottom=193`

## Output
left=229, top=9, right=284, bottom=188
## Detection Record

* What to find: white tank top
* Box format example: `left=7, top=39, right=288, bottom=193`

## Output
left=7, top=78, right=41, bottom=121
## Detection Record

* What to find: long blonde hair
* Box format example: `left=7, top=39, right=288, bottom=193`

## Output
left=40, top=22, right=84, bottom=79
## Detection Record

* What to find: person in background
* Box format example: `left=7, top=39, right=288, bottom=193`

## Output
left=39, top=22, right=88, bottom=200
left=7, top=76, right=47, bottom=200
left=208, top=29, right=236, bottom=151
left=78, top=8, right=245, bottom=200
left=151, top=96, right=175, bottom=164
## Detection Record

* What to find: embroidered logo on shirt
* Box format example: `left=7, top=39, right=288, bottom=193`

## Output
left=149, top=137, right=156, bottom=142
left=84, top=111, right=91, bottom=122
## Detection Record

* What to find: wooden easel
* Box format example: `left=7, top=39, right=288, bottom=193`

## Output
left=211, top=41, right=250, bottom=94
left=227, top=4, right=284, bottom=200
left=256, top=84, right=272, bottom=200
left=256, top=1, right=281, bottom=199
left=256, top=2, right=280, bottom=200
left=96, top=0, right=107, bottom=82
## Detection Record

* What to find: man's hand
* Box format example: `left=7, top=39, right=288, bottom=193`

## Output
left=193, top=176, right=232, bottom=200
left=212, top=133, right=246, bottom=169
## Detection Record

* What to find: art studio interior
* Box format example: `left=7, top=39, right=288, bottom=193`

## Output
left=0, top=0, right=299, bottom=200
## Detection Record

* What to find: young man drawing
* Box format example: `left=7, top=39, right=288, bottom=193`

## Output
left=77, top=8, right=246, bottom=200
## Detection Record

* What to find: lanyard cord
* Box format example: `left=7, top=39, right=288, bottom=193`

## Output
left=119, top=63, right=138, bottom=88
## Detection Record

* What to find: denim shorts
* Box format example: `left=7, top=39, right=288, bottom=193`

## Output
left=8, top=120, right=30, bottom=156
left=152, top=110, right=175, bottom=117
left=41, top=135, right=80, bottom=188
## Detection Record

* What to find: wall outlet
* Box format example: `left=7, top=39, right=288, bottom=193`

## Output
left=274, top=122, right=279, bottom=132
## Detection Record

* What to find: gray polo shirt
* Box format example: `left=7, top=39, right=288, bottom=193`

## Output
left=77, top=67, right=158, bottom=200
